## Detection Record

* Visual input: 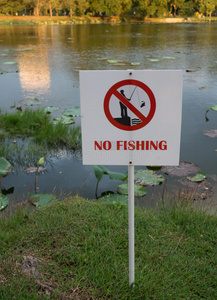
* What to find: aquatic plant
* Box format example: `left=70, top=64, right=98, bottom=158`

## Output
left=0, top=157, right=11, bottom=211
left=35, top=157, right=44, bottom=192
left=92, top=165, right=127, bottom=198
left=0, top=157, right=11, bottom=189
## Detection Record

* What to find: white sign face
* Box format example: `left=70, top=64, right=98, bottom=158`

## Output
left=80, top=70, right=182, bottom=165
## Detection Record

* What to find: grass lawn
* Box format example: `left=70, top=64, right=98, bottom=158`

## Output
left=0, top=197, right=216, bottom=299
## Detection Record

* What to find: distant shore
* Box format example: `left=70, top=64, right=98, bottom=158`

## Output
left=0, top=15, right=217, bottom=25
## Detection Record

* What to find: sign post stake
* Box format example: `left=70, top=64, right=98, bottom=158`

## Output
left=128, top=162, right=135, bottom=287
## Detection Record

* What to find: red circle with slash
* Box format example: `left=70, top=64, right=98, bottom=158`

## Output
left=104, top=79, right=156, bottom=131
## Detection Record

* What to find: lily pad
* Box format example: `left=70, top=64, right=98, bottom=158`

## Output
left=186, top=69, right=197, bottom=72
left=178, top=180, right=213, bottom=200
left=97, top=57, right=108, bottom=61
left=130, top=62, right=141, bottom=66
left=134, top=169, right=164, bottom=186
left=148, top=58, right=160, bottom=62
left=15, top=48, right=33, bottom=52
left=199, top=86, right=213, bottom=90
left=107, top=59, right=119, bottom=64
left=163, top=56, right=175, bottom=60
left=29, top=193, right=60, bottom=208
left=0, top=194, right=8, bottom=211
left=44, top=106, right=59, bottom=114
left=3, top=61, right=16, bottom=65
left=25, top=167, right=46, bottom=174
left=210, top=105, right=217, bottom=111
left=53, top=115, right=75, bottom=125
left=203, top=129, right=217, bottom=138
left=19, top=98, right=42, bottom=106
left=162, top=162, right=200, bottom=177
left=100, top=193, right=128, bottom=206
left=117, top=183, right=146, bottom=197
left=187, top=172, right=207, bottom=182
left=0, top=157, right=11, bottom=178
left=62, top=106, right=81, bottom=117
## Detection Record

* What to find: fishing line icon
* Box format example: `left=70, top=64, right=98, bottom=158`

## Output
left=104, top=79, right=156, bottom=131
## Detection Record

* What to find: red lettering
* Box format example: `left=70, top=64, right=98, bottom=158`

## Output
left=117, top=141, right=123, bottom=150
left=150, top=141, right=158, bottom=150
left=103, top=141, right=111, bottom=150
left=128, top=140, right=135, bottom=150
left=136, top=141, right=145, bottom=150
left=159, top=140, right=167, bottom=150
left=94, top=141, right=102, bottom=150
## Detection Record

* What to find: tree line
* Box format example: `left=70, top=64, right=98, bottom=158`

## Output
left=0, top=0, right=217, bottom=18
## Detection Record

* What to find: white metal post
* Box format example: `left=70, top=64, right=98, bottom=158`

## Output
left=128, top=162, right=135, bottom=287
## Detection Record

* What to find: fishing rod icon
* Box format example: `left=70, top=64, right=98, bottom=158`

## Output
left=119, top=86, right=145, bottom=118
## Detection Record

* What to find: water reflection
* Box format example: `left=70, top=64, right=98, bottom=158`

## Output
left=1, top=23, right=217, bottom=206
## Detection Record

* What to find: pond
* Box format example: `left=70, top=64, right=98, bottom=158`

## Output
left=1, top=23, right=217, bottom=209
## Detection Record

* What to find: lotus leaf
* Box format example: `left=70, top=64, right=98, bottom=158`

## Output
left=19, top=98, right=42, bottom=106
left=162, top=162, right=200, bottom=177
left=0, top=157, right=11, bottom=178
left=199, top=86, right=213, bottom=90
left=130, top=62, right=141, bottom=66
left=29, top=193, right=60, bottom=208
left=15, top=48, right=33, bottom=52
left=186, top=69, right=197, bottom=72
left=107, top=59, right=119, bottom=64
left=25, top=166, right=46, bottom=173
left=203, top=129, right=217, bottom=138
left=93, top=165, right=127, bottom=181
left=3, top=62, right=16, bottom=65
left=97, top=57, right=108, bottom=61
left=100, top=193, right=128, bottom=206
left=187, top=172, right=207, bottom=182
left=117, top=183, right=146, bottom=197
left=163, top=56, right=175, bottom=59
left=148, top=58, right=160, bottom=62
left=210, top=105, right=217, bottom=111
left=53, top=115, right=75, bottom=125
left=44, top=106, right=59, bottom=114
left=134, top=169, right=164, bottom=186
left=0, top=194, right=8, bottom=211
left=63, top=106, right=81, bottom=117
left=178, top=179, right=213, bottom=200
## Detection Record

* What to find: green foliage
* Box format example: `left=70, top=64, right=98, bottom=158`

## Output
left=0, top=198, right=217, bottom=298
left=0, top=157, right=11, bottom=178
left=93, top=165, right=127, bottom=198
left=29, top=193, right=60, bottom=208
left=0, top=193, right=8, bottom=211
left=117, top=183, right=147, bottom=197
left=134, top=169, right=164, bottom=186
left=0, top=0, right=217, bottom=18
left=187, top=172, right=207, bottom=182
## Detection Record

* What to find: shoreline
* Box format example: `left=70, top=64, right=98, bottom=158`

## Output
left=0, top=15, right=216, bottom=25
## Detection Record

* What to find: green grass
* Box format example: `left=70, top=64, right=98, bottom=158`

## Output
left=0, top=197, right=216, bottom=299
left=0, top=109, right=81, bottom=166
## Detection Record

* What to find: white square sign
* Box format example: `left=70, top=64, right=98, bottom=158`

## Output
left=80, top=70, right=182, bottom=165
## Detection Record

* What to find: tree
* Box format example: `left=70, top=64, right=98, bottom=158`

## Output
left=169, top=0, right=185, bottom=16
left=46, top=0, right=62, bottom=17
left=0, top=0, right=25, bottom=15
left=201, top=0, right=217, bottom=17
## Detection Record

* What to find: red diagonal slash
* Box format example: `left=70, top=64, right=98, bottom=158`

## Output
left=113, top=89, right=146, bottom=122
left=104, top=79, right=156, bottom=131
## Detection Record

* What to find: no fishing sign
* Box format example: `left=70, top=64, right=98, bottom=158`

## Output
left=80, top=70, right=183, bottom=166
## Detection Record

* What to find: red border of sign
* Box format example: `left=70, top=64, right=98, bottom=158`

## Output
left=104, top=79, right=156, bottom=131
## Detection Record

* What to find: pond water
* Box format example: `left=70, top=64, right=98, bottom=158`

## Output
left=1, top=23, right=217, bottom=208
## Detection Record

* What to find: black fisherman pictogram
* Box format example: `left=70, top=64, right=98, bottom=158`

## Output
left=115, top=86, right=146, bottom=127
